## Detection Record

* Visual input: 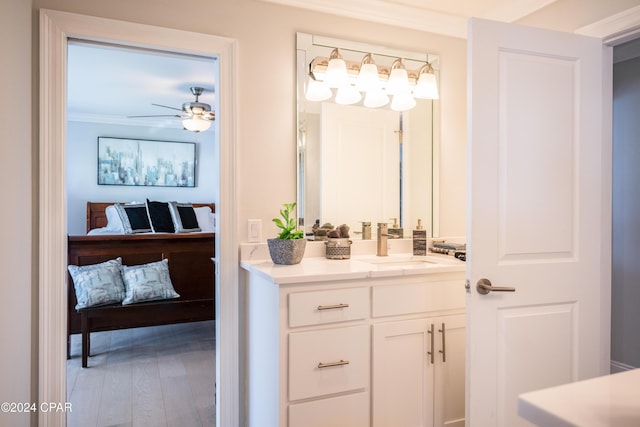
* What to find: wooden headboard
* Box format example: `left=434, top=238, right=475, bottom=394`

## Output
left=86, top=202, right=216, bottom=233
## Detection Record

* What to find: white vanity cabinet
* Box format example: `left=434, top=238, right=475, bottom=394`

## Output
left=372, top=314, right=465, bottom=427
left=242, top=259, right=465, bottom=427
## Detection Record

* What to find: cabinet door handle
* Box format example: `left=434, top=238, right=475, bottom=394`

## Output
left=317, top=359, right=349, bottom=369
left=438, top=322, right=446, bottom=363
left=427, top=323, right=435, bottom=364
left=317, top=303, right=349, bottom=311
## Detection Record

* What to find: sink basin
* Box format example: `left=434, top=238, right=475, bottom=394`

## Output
left=356, top=255, right=442, bottom=268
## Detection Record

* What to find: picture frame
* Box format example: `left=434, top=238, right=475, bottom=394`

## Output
left=97, top=137, right=196, bottom=187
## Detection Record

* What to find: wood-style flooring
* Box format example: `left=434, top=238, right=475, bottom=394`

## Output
left=66, top=321, right=216, bottom=427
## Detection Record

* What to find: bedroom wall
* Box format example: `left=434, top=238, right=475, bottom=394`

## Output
left=66, top=121, right=217, bottom=235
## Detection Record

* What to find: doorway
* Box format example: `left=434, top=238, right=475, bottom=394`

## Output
left=39, top=9, right=239, bottom=426
left=65, top=40, right=218, bottom=425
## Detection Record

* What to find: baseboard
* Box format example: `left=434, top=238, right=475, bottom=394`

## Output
left=610, top=360, right=636, bottom=373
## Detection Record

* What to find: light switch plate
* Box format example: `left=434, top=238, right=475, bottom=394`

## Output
left=248, top=219, right=262, bottom=243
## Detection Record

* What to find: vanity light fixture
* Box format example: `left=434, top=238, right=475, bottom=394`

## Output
left=324, top=48, right=349, bottom=88
left=305, top=73, right=332, bottom=102
left=304, top=49, right=439, bottom=111
left=386, top=59, right=409, bottom=96
left=356, top=53, right=380, bottom=92
left=413, top=63, right=439, bottom=100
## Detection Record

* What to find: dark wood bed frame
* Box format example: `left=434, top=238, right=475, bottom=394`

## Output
left=67, top=202, right=215, bottom=367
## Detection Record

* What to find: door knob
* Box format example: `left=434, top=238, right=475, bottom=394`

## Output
left=476, top=278, right=515, bottom=295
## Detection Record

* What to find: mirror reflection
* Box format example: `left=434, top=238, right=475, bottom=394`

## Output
left=296, top=33, right=441, bottom=239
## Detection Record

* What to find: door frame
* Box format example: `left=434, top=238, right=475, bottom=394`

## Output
left=38, top=9, right=238, bottom=426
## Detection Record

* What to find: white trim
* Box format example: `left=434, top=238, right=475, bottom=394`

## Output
left=575, top=5, right=640, bottom=45
left=39, top=9, right=239, bottom=427
left=610, top=360, right=636, bottom=373
left=259, top=0, right=467, bottom=39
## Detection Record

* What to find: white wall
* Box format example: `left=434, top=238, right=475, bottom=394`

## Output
left=66, top=121, right=217, bottom=235
left=612, top=56, right=640, bottom=369
left=0, top=1, right=32, bottom=426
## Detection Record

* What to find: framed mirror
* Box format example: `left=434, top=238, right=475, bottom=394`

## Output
left=296, top=33, right=441, bottom=239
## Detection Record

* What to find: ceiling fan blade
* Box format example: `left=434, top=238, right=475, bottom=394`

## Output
left=151, top=103, right=184, bottom=112
left=127, top=114, right=182, bottom=118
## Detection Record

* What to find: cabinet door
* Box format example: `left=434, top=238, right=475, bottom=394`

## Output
left=433, top=314, right=465, bottom=427
left=372, top=319, right=435, bottom=427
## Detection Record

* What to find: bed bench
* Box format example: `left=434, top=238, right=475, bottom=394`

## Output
left=67, top=203, right=215, bottom=368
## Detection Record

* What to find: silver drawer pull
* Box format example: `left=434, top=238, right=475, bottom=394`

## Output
left=317, top=359, right=350, bottom=369
left=317, top=303, right=350, bottom=311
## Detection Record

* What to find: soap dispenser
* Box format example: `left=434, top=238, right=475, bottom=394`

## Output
left=413, top=219, right=427, bottom=256
left=388, top=218, right=404, bottom=239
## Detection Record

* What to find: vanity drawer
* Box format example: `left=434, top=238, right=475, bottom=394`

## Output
left=289, top=287, right=369, bottom=328
left=289, top=325, right=369, bottom=401
left=372, top=279, right=465, bottom=317
left=288, top=391, right=370, bottom=427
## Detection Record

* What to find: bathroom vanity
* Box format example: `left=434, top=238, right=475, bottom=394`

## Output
left=241, top=243, right=465, bottom=427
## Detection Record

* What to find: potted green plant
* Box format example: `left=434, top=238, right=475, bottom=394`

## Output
left=267, top=202, right=307, bottom=265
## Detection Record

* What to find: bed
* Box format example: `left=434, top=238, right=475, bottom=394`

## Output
left=67, top=201, right=216, bottom=367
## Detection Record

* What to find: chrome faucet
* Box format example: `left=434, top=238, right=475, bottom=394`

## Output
left=377, top=222, right=389, bottom=256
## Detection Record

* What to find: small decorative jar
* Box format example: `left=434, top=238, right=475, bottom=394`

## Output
left=325, top=238, right=352, bottom=260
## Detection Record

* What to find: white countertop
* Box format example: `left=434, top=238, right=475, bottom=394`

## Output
left=240, top=241, right=465, bottom=284
left=518, top=369, right=640, bottom=427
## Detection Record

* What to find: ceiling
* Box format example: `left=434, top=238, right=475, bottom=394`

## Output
left=67, top=41, right=217, bottom=130
left=258, top=0, right=561, bottom=38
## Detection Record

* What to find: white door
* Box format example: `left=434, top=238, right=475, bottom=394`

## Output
left=322, top=103, right=400, bottom=227
left=467, top=18, right=611, bottom=427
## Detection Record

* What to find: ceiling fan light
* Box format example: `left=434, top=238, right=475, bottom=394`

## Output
left=183, top=117, right=211, bottom=132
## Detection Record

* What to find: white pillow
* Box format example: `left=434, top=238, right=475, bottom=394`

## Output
left=194, top=206, right=215, bottom=232
left=104, top=205, right=125, bottom=233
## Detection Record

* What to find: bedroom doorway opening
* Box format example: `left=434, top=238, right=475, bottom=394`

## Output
left=65, top=40, right=219, bottom=425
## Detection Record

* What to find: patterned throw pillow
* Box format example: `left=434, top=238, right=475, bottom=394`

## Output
left=68, top=258, right=126, bottom=309
left=114, top=203, right=153, bottom=234
left=121, top=259, right=180, bottom=305
left=168, top=201, right=201, bottom=233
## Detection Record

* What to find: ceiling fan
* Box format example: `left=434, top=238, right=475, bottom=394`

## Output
left=129, top=86, right=215, bottom=132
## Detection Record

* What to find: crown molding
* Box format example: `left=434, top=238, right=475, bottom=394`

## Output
left=575, top=5, right=640, bottom=45
left=262, top=0, right=468, bottom=38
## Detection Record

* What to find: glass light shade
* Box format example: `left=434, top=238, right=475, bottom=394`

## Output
left=183, top=116, right=211, bottom=132
left=324, top=57, right=348, bottom=88
left=363, top=88, right=389, bottom=108
left=356, top=63, right=380, bottom=92
left=335, top=85, right=362, bottom=105
left=305, top=77, right=332, bottom=101
left=413, top=72, right=439, bottom=99
left=390, top=91, right=416, bottom=112
left=386, top=67, right=409, bottom=95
